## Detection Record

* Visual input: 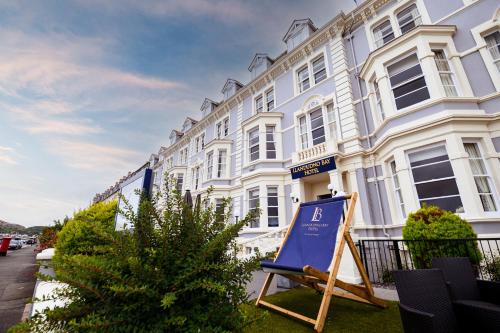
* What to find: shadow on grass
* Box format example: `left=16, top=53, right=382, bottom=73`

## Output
left=243, top=287, right=403, bottom=333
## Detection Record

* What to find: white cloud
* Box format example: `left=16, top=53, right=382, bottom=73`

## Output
left=0, top=146, right=18, bottom=165
left=46, top=139, right=142, bottom=171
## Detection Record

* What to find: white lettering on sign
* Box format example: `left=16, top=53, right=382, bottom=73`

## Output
left=311, top=207, right=323, bottom=222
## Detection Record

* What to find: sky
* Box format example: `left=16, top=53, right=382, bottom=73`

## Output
left=0, top=0, right=355, bottom=227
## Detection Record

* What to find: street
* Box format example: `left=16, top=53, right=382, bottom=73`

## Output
left=0, top=247, right=37, bottom=333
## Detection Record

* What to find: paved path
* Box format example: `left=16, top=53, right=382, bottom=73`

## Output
left=0, top=247, right=38, bottom=333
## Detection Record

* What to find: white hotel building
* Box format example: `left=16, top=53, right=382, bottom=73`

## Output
left=97, top=0, right=500, bottom=256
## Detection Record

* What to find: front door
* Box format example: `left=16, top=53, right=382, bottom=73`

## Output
left=317, top=193, right=331, bottom=200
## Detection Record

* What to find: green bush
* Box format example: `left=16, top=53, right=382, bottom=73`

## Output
left=403, top=205, right=482, bottom=268
left=54, top=200, right=117, bottom=259
left=18, top=184, right=260, bottom=333
left=485, top=255, right=500, bottom=282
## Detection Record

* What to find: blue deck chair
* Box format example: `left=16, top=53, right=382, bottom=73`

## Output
left=255, top=192, right=387, bottom=332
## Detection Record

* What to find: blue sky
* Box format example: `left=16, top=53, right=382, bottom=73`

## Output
left=0, top=0, right=354, bottom=227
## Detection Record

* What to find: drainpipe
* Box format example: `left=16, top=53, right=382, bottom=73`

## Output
left=345, top=16, right=391, bottom=239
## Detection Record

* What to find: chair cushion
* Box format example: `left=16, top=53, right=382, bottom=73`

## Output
left=453, top=300, right=500, bottom=331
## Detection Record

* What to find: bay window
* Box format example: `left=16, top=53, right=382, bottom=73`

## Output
left=248, top=127, right=260, bottom=162
left=485, top=31, right=500, bottom=72
left=390, top=161, right=406, bottom=218
left=464, top=143, right=497, bottom=212
left=409, top=145, right=463, bottom=212
left=175, top=173, right=183, bottom=192
left=388, top=53, right=430, bottom=110
left=433, top=49, right=457, bottom=97
left=215, top=198, right=224, bottom=222
left=217, top=149, right=227, bottom=178
left=266, top=125, right=276, bottom=159
left=312, top=55, right=326, bottom=84
left=206, top=151, right=213, bottom=180
left=373, top=20, right=394, bottom=48
left=374, top=81, right=385, bottom=120
left=397, top=4, right=421, bottom=34
left=297, top=66, right=310, bottom=93
left=248, top=188, right=260, bottom=228
left=267, top=186, right=279, bottom=227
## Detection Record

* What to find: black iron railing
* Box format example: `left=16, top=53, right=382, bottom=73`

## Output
left=357, top=238, right=500, bottom=284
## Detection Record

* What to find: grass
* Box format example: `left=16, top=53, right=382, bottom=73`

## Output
left=243, top=287, right=403, bottom=333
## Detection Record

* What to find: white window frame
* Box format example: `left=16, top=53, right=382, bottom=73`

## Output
left=463, top=141, right=498, bottom=213
left=407, top=143, right=464, bottom=213
left=266, top=186, right=279, bottom=227
left=248, top=126, right=260, bottom=162
left=266, top=88, right=275, bottom=112
left=247, top=187, right=260, bottom=228
left=396, top=3, right=422, bottom=35
left=312, top=54, right=327, bottom=85
left=389, top=160, right=406, bottom=219
left=206, top=151, right=214, bottom=180
left=373, top=18, right=395, bottom=48
left=217, top=149, right=227, bottom=178
left=265, top=125, right=276, bottom=159
left=432, top=49, right=458, bottom=97
left=296, top=107, right=326, bottom=150
left=175, top=173, right=184, bottom=192
left=297, top=65, right=310, bottom=93
left=215, top=116, right=230, bottom=139
left=255, top=95, right=263, bottom=113
left=325, top=102, right=338, bottom=142
left=471, top=20, right=500, bottom=91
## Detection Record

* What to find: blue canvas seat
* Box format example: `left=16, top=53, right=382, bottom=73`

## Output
left=255, top=192, right=387, bottom=333
left=260, top=196, right=345, bottom=275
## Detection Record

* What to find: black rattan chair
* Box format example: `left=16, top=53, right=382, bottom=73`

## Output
left=393, top=269, right=458, bottom=333
left=432, top=257, right=500, bottom=332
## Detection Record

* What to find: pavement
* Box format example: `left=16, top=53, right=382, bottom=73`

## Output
left=0, top=246, right=38, bottom=333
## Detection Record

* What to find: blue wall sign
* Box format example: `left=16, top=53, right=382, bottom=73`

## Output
left=290, top=156, right=336, bottom=179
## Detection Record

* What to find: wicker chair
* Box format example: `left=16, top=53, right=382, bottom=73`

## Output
left=432, top=257, right=500, bottom=332
left=393, top=269, right=458, bottom=333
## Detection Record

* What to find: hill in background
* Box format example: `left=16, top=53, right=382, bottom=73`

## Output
left=0, top=219, right=47, bottom=235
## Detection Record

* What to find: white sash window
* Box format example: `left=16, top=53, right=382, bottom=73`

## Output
left=433, top=49, right=457, bottom=97
left=464, top=143, right=497, bottom=212
left=373, top=20, right=394, bottom=48
left=397, top=4, right=422, bottom=34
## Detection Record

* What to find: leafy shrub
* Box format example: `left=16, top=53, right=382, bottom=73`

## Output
left=485, top=255, right=500, bottom=282
left=18, top=184, right=260, bottom=333
left=54, top=200, right=117, bottom=259
left=403, top=205, right=481, bottom=268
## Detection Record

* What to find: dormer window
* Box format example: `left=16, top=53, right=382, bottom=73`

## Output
left=283, top=19, right=317, bottom=53
left=312, top=55, right=326, bottom=84
left=373, top=20, right=394, bottom=48
left=298, top=66, right=310, bottom=93
left=397, top=4, right=422, bottom=34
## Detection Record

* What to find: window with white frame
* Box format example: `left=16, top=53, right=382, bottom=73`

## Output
left=206, top=151, right=213, bottom=180
left=326, top=103, right=337, bottom=140
left=255, top=95, right=263, bottom=113
left=374, top=81, right=385, bottom=120
left=485, top=31, right=500, bottom=72
left=373, top=20, right=394, bottom=48
left=180, top=147, right=188, bottom=165
left=193, top=166, right=200, bottom=190
left=266, top=125, right=276, bottom=159
left=312, top=55, right=327, bottom=84
left=298, top=109, right=326, bottom=149
left=267, top=186, right=279, bottom=227
left=176, top=173, right=184, bottom=192
left=397, top=4, right=422, bottom=34
left=166, top=157, right=173, bottom=169
left=464, top=142, right=497, bottom=212
left=297, top=66, right=310, bottom=93
left=298, top=115, right=308, bottom=149
left=248, top=127, right=260, bottom=162
left=390, top=161, right=406, bottom=218
left=388, top=53, right=430, bottom=110
left=266, top=89, right=275, bottom=111
left=248, top=188, right=260, bottom=228
left=409, top=145, right=463, bottom=212
left=200, top=133, right=205, bottom=150
left=433, top=49, right=457, bottom=97
left=195, top=137, right=200, bottom=153
left=310, top=109, right=326, bottom=146
left=217, top=149, right=226, bottom=178
left=216, top=117, right=229, bottom=139
left=215, top=198, right=224, bottom=222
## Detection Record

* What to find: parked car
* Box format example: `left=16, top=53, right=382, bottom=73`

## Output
left=8, top=239, right=22, bottom=250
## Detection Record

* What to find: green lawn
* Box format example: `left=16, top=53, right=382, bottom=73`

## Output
left=243, top=288, right=403, bottom=333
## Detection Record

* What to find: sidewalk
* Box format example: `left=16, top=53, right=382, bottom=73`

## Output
left=0, top=247, right=38, bottom=333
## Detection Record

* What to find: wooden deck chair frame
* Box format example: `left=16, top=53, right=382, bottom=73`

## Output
left=255, top=192, right=387, bottom=332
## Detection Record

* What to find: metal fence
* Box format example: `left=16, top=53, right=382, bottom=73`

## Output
left=357, top=238, right=500, bottom=284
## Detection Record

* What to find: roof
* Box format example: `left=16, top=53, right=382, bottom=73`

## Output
left=282, top=18, right=317, bottom=43
left=221, top=78, right=244, bottom=94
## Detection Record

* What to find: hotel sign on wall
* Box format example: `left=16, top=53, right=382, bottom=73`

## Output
left=290, top=156, right=336, bottom=179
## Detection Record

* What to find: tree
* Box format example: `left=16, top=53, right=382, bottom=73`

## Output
left=15, top=183, right=260, bottom=333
